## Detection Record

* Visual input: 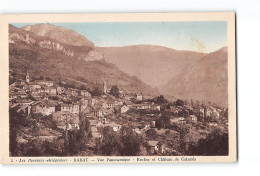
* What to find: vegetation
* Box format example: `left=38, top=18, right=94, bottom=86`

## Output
left=187, top=128, right=229, bottom=156
left=110, top=85, right=120, bottom=98
left=146, top=129, right=157, bottom=139
left=175, top=99, right=185, bottom=106
left=155, top=95, right=167, bottom=104
left=119, top=126, right=141, bottom=156
left=100, top=126, right=120, bottom=155
left=91, top=87, right=103, bottom=96
left=100, top=126, right=141, bottom=156
left=155, top=116, right=171, bottom=129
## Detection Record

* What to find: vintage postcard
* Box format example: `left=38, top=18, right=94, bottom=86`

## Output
left=0, top=13, right=236, bottom=164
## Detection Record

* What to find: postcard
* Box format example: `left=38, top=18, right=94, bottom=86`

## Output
left=0, top=12, right=236, bottom=164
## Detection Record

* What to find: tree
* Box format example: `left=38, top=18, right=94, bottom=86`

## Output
left=156, top=95, right=166, bottom=104
left=46, top=77, right=52, bottom=81
left=146, top=129, right=157, bottom=139
left=79, top=85, right=87, bottom=90
left=188, top=128, right=228, bottom=156
left=9, top=108, right=22, bottom=156
left=155, top=118, right=164, bottom=129
left=80, top=119, right=92, bottom=138
left=91, top=87, right=102, bottom=96
left=32, top=121, right=40, bottom=136
left=110, top=85, right=120, bottom=98
left=66, top=130, right=80, bottom=155
left=9, top=77, right=16, bottom=85
left=65, top=119, right=93, bottom=156
left=24, top=140, right=44, bottom=156
left=39, top=75, right=44, bottom=80
left=175, top=99, right=184, bottom=106
left=179, top=126, right=190, bottom=154
left=191, top=99, right=194, bottom=106
left=119, top=126, right=141, bottom=156
left=224, top=108, right=228, bottom=118
left=155, top=116, right=171, bottom=129
left=101, top=126, right=121, bottom=155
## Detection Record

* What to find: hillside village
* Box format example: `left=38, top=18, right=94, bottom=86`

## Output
left=9, top=70, right=229, bottom=157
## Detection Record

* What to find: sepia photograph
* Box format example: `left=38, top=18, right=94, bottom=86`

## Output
left=2, top=0, right=260, bottom=175
left=0, top=12, right=236, bottom=163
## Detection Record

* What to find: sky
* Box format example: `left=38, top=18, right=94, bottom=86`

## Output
left=12, top=21, right=227, bottom=53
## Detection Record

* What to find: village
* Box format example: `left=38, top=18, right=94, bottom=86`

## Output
left=9, top=71, right=229, bottom=156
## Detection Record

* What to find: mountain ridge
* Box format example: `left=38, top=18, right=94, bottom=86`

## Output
left=22, top=23, right=94, bottom=48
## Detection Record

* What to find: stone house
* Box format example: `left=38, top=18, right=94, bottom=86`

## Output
left=170, top=116, right=186, bottom=124
left=31, top=101, right=55, bottom=116
left=71, top=103, right=80, bottom=114
left=146, top=140, right=159, bottom=154
left=186, top=115, right=198, bottom=123
left=44, top=86, right=57, bottom=95
left=150, top=104, right=161, bottom=111
left=134, top=93, right=143, bottom=101
left=56, top=103, right=72, bottom=112
left=36, top=80, right=54, bottom=87
left=15, top=99, right=34, bottom=107
left=120, top=105, right=130, bottom=113
left=15, top=92, right=28, bottom=99
left=26, top=82, right=42, bottom=90
left=78, top=90, right=91, bottom=97
left=68, top=88, right=79, bottom=96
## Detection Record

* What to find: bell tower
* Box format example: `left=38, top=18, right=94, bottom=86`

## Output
left=25, top=71, right=30, bottom=83
left=103, top=81, right=107, bottom=94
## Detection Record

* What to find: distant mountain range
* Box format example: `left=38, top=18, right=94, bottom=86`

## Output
left=99, top=45, right=204, bottom=87
left=99, top=45, right=228, bottom=106
left=161, top=47, right=228, bottom=106
left=9, top=23, right=228, bottom=105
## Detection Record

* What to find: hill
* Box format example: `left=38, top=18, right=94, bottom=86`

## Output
left=99, top=45, right=204, bottom=87
left=99, top=45, right=228, bottom=105
left=160, top=47, right=228, bottom=106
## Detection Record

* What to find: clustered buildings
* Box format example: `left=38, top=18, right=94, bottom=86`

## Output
left=9, top=71, right=227, bottom=156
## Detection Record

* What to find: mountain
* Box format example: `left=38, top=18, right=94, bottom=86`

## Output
left=99, top=45, right=228, bottom=106
left=9, top=25, right=159, bottom=96
left=10, top=24, right=103, bottom=61
left=99, top=45, right=204, bottom=87
left=161, top=47, right=228, bottom=106
left=9, top=23, right=228, bottom=104
left=22, top=23, right=94, bottom=48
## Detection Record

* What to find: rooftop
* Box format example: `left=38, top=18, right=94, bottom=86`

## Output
left=16, top=99, right=34, bottom=103
left=147, top=140, right=159, bottom=147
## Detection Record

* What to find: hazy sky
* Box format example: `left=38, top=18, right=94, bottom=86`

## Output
left=12, top=21, right=227, bottom=53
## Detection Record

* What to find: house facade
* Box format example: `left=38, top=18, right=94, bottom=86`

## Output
left=120, top=105, right=130, bottom=113
left=44, top=87, right=57, bottom=95
left=135, top=93, right=143, bottom=101
left=32, top=102, right=55, bottom=115
left=79, top=90, right=91, bottom=97
left=36, top=80, right=54, bottom=87
left=16, top=99, right=34, bottom=106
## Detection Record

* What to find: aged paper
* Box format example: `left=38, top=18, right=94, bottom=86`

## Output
left=0, top=12, right=236, bottom=164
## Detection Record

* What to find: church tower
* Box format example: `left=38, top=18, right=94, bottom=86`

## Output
left=25, top=71, right=30, bottom=83
left=103, top=81, right=107, bottom=94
